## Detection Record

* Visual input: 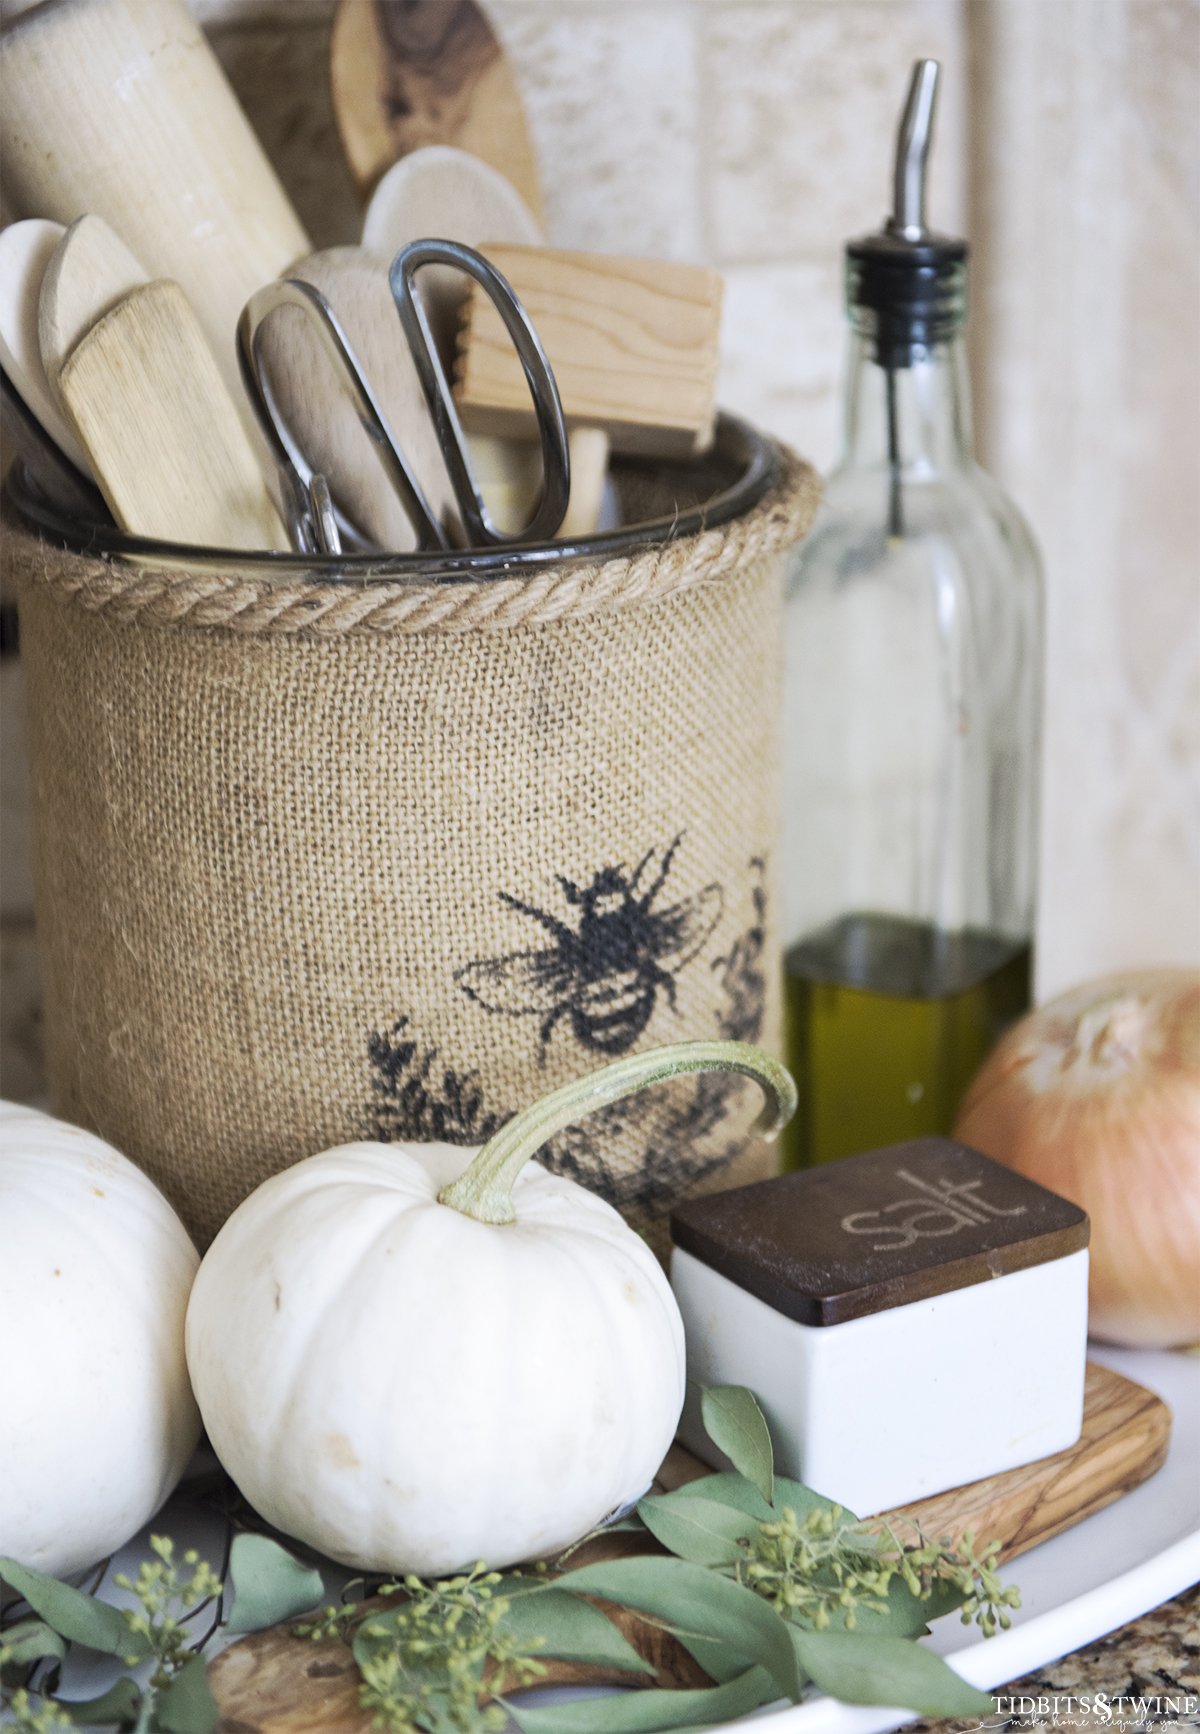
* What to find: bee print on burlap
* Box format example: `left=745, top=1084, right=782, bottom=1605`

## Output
left=364, top=859, right=770, bottom=1225
left=455, top=835, right=723, bottom=1060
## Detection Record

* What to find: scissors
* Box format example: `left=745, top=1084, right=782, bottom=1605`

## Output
left=238, top=239, right=571, bottom=558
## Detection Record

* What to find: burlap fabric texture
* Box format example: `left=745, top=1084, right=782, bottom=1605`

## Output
left=11, top=446, right=819, bottom=1252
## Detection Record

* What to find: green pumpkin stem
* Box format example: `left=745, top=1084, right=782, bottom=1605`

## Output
left=437, top=1040, right=797, bottom=1225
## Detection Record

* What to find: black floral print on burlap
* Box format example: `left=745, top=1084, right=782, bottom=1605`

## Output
left=366, top=1017, right=507, bottom=1146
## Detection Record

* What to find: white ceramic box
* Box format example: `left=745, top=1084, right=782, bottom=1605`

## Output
left=670, top=1138, right=1090, bottom=1516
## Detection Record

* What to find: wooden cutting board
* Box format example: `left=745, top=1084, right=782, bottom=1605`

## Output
left=208, top=1362, right=1170, bottom=1731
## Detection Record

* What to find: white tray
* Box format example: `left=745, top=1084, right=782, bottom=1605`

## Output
left=43, top=1344, right=1200, bottom=1731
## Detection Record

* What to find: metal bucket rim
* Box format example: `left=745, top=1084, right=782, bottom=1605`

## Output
left=5, top=413, right=780, bottom=589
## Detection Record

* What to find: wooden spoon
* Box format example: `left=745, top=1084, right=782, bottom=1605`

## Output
left=330, top=0, right=543, bottom=222
left=57, top=279, right=287, bottom=550
left=362, top=148, right=607, bottom=537
left=362, top=145, right=543, bottom=354
left=39, top=215, right=150, bottom=387
left=0, top=218, right=90, bottom=474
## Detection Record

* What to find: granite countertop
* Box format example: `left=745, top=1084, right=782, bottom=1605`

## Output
left=914, top=1586, right=1200, bottom=1732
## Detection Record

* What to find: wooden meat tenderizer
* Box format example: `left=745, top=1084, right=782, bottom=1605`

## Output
left=455, top=244, right=724, bottom=459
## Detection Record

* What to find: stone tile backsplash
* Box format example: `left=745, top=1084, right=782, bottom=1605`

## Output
left=1, top=0, right=1196, bottom=1098
left=700, top=0, right=967, bottom=263
left=493, top=1, right=705, bottom=260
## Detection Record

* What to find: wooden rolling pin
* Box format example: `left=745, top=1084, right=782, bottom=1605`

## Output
left=0, top=0, right=310, bottom=413
left=455, top=244, right=724, bottom=459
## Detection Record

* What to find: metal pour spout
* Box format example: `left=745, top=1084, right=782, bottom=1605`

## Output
left=887, top=59, right=940, bottom=242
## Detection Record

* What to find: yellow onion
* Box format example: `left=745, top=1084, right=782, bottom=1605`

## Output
left=954, top=969, right=1200, bottom=1349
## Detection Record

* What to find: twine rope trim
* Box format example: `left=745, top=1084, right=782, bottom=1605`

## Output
left=10, top=452, right=819, bottom=637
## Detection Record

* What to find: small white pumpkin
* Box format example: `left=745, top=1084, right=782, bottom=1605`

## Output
left=185, top=1043, right=793, bottom=1574
left=0, top=1104, right=201, bottom=1576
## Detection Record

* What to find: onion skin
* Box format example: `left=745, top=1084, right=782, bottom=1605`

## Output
left=954, top=969, right=1200, bottom=1349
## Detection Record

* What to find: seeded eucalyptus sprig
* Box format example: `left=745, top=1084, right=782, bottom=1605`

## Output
left=0, top=1538, right=222, bottom=1734
left=0, top=1532, right=321, bottom=1734
left=352, top=1567, right=547, bottom=1734
left=1, top=1384, right=1013, bottom=1734
left=113, top=1536, right=223, bottom=1687
left=878, top=1521, right=1022, bottom=1637
left=622, top=1384, right=1020, bottom=1649
left=734, top=1503, right=1019, bottom=1636
left=2, top=1686, right=74, bottom=1734
left=739, top=1502, right=896, bottom=1628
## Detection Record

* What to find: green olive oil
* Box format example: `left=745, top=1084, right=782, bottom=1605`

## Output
left=783, top=912, right=1032, bottom=1168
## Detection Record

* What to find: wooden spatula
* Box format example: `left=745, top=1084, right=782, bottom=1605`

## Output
left=330, top=0, right=543, bottom=222
left=39, top=214, right=150, bottom=387
left=57, top=280, right=287, bottom=550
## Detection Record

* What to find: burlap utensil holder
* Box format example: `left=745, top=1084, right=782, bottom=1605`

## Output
left=9, top=430, right=819, bottom=1252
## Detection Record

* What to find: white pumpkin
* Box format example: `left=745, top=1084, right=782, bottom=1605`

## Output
left=185, top=1043, right=794, bottom=1574
left=0, top=1104, right=201, bottom=1576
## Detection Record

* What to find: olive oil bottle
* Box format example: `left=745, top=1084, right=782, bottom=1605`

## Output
left=784, top=915, right=1032, bottom=1166
left=780, top=63, right=1042, bottom=1168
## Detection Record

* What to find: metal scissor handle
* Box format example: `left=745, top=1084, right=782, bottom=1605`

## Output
left=237, top=277, right=450, bottom=554
left=389, top=238, right=571, bottom=548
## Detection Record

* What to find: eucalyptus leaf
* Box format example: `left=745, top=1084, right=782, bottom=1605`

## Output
left=671, top=1633, right=753, bottom=1685
left=552, top=1557, right=802, bottom=1704
left=508, top=1664, right=774, bottom=1734
left=351, top=1613, right=393, bottom=1674
left=667, top=1474, right=773, bottom=1522
left=0, top=1559, right=149, bottom=1662
left=791, top=1629, right=993, bottom=1717
left=350, top=1604, right=445, bottom=1679
left=60, top=1677, right=143, bottom=1725
left=812, top=1572, right=965, bottom=1640
left=699, top=1387, right=774, bottom=1508
left=156, top=1655, right=219, bottom=1734
left=495, top=1585, right=653, bottom=1677
left=636, top=1494, right=754, bottom=1568
left=771, top=1475, right=841, bottom=1518
left=224, top=1535, right=324, bottom=1634
left=0, top=1619, right=67, bottom=1670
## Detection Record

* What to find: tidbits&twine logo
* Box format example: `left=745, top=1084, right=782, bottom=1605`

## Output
left=964, top=1690, right=1200, bottom=1731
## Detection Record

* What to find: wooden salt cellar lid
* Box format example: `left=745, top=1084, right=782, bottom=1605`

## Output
left=670, top=1137, right=1089, bottom=1327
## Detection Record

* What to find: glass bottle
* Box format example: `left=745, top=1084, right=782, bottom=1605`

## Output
left=781, top=61, right=1042, bottom=1168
